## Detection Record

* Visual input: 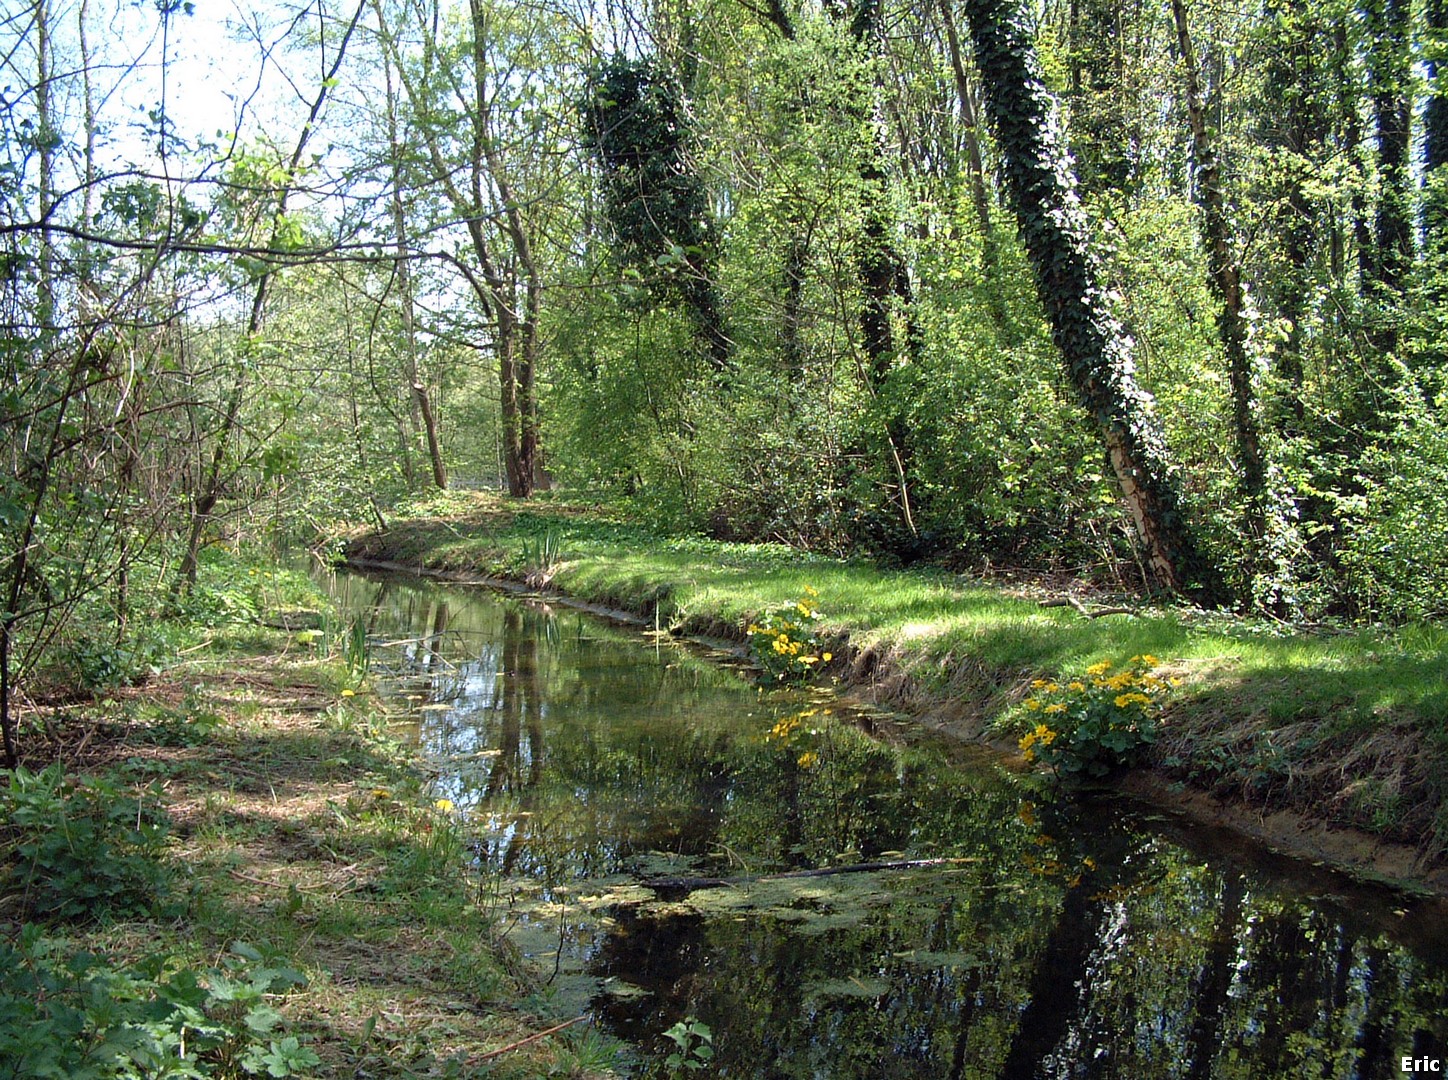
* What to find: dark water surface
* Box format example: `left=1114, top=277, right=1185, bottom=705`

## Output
left=325, top=569, right=1448, bottom=1079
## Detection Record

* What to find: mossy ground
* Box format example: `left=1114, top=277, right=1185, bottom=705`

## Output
left=2, top=622, right=624, bottom=1078
left=348, top=490, right=1448, bottom=875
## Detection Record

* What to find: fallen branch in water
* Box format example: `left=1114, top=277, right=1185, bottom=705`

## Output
left=643, top=856, right=980, bottom=892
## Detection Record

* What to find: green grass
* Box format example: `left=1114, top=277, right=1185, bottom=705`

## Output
left=349, top=491, right=1448, bottom=866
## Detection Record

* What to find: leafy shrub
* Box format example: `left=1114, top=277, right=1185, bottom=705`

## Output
left=1, top=764, right=176, bottom=922
left=1336, top=389, right=1448, bottom=620
left=1018, top=656, right=1170, bottom=778
left=745, top=589, right=832, bottom=683
left=59, top=629, right=175, bottom=692
left=0, top=930, right=318, bottom=1079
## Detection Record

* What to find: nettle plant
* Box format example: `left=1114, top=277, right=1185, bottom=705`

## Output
left=1018, top=655, right=1171, bottom=778
left=745, top=588, right=832, bottom=683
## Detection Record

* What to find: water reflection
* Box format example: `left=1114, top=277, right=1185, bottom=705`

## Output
left=327, top=570, right=1448, bottom=1078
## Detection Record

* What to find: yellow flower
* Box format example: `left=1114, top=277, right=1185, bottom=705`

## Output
left=1024, top=698, right=1042, bottom=711
left=1031, top=678, right=1049, bottom=689
left=822, top=652, right=832, bottom=662
left=434, top=798, right=455, bottom=812
left=1043, top=702, right=1067, bottom=714
left=797, top=751, right=820, bottom=769
left=1068, top=681, right=1085, bottom=692
left=803, top=585, right=818, bottom=596
left=796, top=602, right=813, bottom=617
left=1086, top=661, right=1112, bottom=676
left=1035, top=724, right=1056, bottom=745
left=340, top=688, right=356, bottom=698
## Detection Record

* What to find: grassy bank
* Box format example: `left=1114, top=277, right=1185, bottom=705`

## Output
left=347, top=491, right=1448, bottom=877
left=1, top=563, right=622, bottom=1078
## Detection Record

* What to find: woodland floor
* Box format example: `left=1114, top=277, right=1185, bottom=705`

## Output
left=3, top=632, right=625, bottom=1077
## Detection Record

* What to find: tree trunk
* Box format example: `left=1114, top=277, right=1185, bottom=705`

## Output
left=961, top=0, right=1221, bottom=600
left=471, top=0, right=542, bottom=496
left=1172, top=0, right=1293, bottom=610
left=1261, top=0, right=1325, bottom=427
left=1172, top=0, right=1267, bottom=507
left=938, top=0, right=997, bottom=262
left=1429, top=0, right=1448, bottom=176
left=35, top=0, right=55, bottom=332
left=413, top=382, right=448, bottom=489
left=1364, top=0, right=1414, bottom=310
left=1424, top=0, right=1448, bottom=269
left=842, top=0, right=923, bottom=541
left=173, top=0, right=366, bottom=596
left=384, top=54, right=445, bottom=491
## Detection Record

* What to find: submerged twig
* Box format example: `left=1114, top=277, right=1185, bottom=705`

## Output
left=475, top=1015, right=589, bottom=1062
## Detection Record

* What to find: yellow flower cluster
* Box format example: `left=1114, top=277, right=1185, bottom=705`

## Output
left=1017, top=654, right=1170, bottom=776
left=1018, top=722, right=1057, bottom=763
left=1025, top=656, right=1166, bottom=713
left=746, top=589, right=831, bottom=682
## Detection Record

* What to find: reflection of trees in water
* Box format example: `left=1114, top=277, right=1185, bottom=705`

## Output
left=1183, top=871, right=1245, bottom=1079
left=588, top=813, right=1448, bottom=1078
left=334, top=573, right=1448, bottom=1078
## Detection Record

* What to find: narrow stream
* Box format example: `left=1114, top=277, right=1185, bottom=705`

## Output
left=325, top=568, right=1448, bottom=1079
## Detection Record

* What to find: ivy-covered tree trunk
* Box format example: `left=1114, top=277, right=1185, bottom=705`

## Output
left=1172, top=0, right=1266, bottom=506
left=1173, top=0, right=1296, bottom=610
left=938, top=0, right=998, bottom=274
left=1064, top=0, right=1142, bottom=200
left=1425, top=0, right=1448, bottom=260
left=1260, top=0, right=1326, bottom=427
left=580, top=56, right=732, bottom=374
left=961, top=0, right=1220, bottom=599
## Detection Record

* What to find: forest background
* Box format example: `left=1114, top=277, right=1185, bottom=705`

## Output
left=4, top=0, right=1448, bottom=766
